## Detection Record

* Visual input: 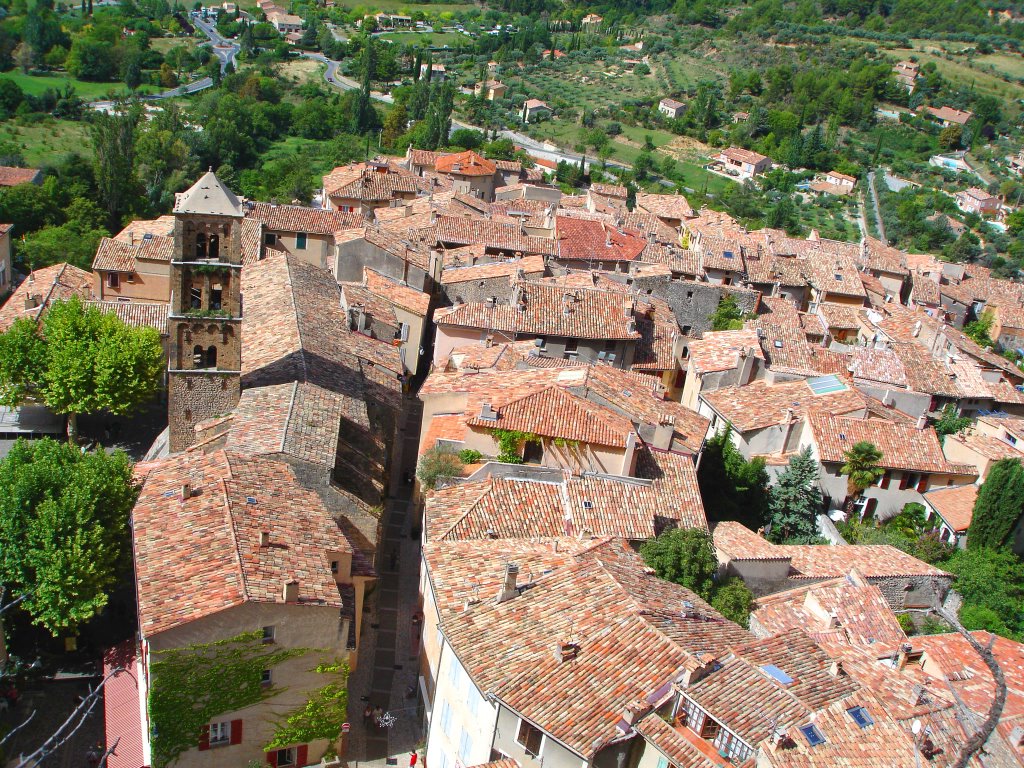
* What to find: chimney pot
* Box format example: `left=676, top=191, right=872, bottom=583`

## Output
left=497, top=562, right=519, bottom=603
left=260, top=531, right=271, bottom=547
left=180, top=482, right=191, bottom=501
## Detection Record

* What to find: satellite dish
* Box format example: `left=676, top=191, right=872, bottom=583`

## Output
left=912, top=719, right=922, bottom=735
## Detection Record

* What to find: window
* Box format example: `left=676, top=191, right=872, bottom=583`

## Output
left=210, top=722, right=230, bottom=746
left=210, top=286, right=223, bottom=310
left=656, top=758, right=668, bottom=768
left=261, top=669, right=273, bottom=686
left=265, top=233, right=278, bottom=246
left=798, top=724, right=825, bottom=747
left=106, top=272, right=120, bottom=289
left=296, top=233, right=308, bottom=250
left=699, top=717, right=721, bottom=740
left=516, top=719, right=543, bottom=757
left=262, top=625, right=276, bottom=643
left=458, top=728, right=473, bottom=763
left=330, top=560, right=339, bottom=574
left=439, top=701, right=453, bottom=734
left=207, top=346, right=218, bottom=368
left=563, top=339, right=578, bottom=359
left=276, top=748, right=296, bottom=767
left=190, top=286, right=203, bottom=309
left=847, top=706, right=873, bottom=728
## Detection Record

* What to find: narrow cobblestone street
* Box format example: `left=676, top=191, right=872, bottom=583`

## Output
left=345, top=398, right=424, bottom=768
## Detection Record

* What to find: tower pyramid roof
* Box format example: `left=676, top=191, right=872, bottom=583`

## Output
left=174, top=171, right=243, bottom=217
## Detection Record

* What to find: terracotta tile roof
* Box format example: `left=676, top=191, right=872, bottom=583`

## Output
left=435, top=540, right=750, bottom=757
left=248, top=201, right=364, bottom=235
left=435, top=215, right=558, bottom=256
left=556, top=217, right=646, bottom=263
left=407, top=149, right=441, bottom=167
left=589, top=183, right=626, bottom=199
left=82, top=301, right=168, bottom=333
left=362, top=267, right=431, bottom=316
left=241, top=251, right=402, bottom=405
left=222, top=381, right=368, bottom=469
left=133, top=451, right=352, bottom=637
left=698, top=235, right=746, bottom=273
left=756, top=303, right=821, bottom=376
left=849, top=347, right=907, bottom=387
left=632, top=714, right=731, bottom=768
left=702, top=379, right=865, bottom=434
left=916, top=630, right=1024, bottom=755
left=0, top=263, right=92, bottom=331
left=818, top=302, right=862, bottom=331
left=860, top=237, right=908, bottom=276
left=719, top=146, right=769, bottom=165
left=686, top=630, right=859, bottom=745
left=342, top=282, right=398, bottom=326
left=440, top=254, right=546, bottom=284
left=0, top=166, right=40, bottom=186
left=92, top=234, right=174, bottom=272
left=240, top=217, right=263, bottom=265
left=923, top=483, right=977, bottom=532
left=714, top=522, right=952, bottom=579
left=428, top=449, right=705, bottom=541
left=686, top=329, right=763, bottom=375
left=469, top=759, right=520, bottom=768
left=115, top=215, right=175, bottom=243
left=435, top=150, right=497, bottom=177
left=638, top=246, right=701, bottom=276
left=910, top=273, right=941, bottom=305
left=807, top=412, right=970, bottom=474
left=434, top=281, right=642, bottom=340
left=620, top=211, right=680, bottom=244
left=636, top=192, right=694, bottom=221
left=466, top=384, right=635, bottom=447
left=751, top=574, right=908, bottom=655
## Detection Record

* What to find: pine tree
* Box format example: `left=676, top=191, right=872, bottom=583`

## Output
left=353, top=40, right=378, bottom=135
left=768, top=448, right=823, bottom=542
left=968, top=458, right=1024, bottom=550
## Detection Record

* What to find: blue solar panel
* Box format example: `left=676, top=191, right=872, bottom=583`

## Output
left=807, top=374, right=847, bottom=395
left=799, top=724, right=826, bottom=746
left=761, top=664, right=794, bottom=685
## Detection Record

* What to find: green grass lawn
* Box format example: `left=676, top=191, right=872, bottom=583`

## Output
left=0, top=71, right=161, bottom=100
left=378, top=30, right=465, bottom=46
left=339, top=0, right=478, bottom=13
left=149, top=36, right=200, bottom=54
left=0, top=119, right=93, bottom=165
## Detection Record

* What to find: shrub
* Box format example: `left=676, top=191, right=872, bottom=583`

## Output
left=458, top=448, right=482, bottom=464
left=416, top=446, right=464, bottom=491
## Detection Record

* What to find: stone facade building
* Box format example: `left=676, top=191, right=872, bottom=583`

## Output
left=167, top=172, right=245, bottom=453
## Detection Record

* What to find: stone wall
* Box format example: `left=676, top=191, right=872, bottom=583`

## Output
left=628, top=274, right=759, bottom=336
left=440, top=274, right=515, bottom=306
left=167, top=372, right=240, bottom=452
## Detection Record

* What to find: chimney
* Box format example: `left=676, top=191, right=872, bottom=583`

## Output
left=897, top=642, right=913, bottom=671
left=497, top=563, right=519, bottom=603
left=556, top=641, right=580, bottom=662
left=283, top=580, right=300, bottom=603
left=623, top=298, right=634, bottom=318
left=828, top=660, right=846, bottom=678
left=180, top=482, right=191, bottom=501
left=23, top=294, right=39, bottom=310
left=916, top=412, right=928, bottom=430
left=260, top=531, right=271, bottom=547
left=479, top=401, right=499, bottom=421
left=679, top=653, right=717, bottom=688
left=652, top=421, right=674, bottom=450
left=826, top=611, right=840, bottom=629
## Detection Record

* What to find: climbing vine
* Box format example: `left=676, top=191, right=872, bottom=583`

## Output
left=266, top=660, right=350, bottom=750
left=148, top=631, right=308, bottom=768
left=491, top=429, right=540, bottom=464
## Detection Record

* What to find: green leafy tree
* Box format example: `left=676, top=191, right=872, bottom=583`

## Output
left=942, top=546, right=1024, bottom=639
left=697, top=427, right=769, bottom=527
left=964, top=310, right=995, bottom=349
left=416, top=445, right=464, bottom=491
left=353, top=40, right=377, bottom=135
left=0, top=438, right=136, bottom=635
left=381, top=102, right=409, bottom=149
left=639, top=527, right=717, bottom=600
left=0, top=297, right=164, bottom=442
left=839, top=441, right=883, bottom=515
left=90, top=109, right=140, bottom=229
left=421, top=82, right=455, bottom=151
left=968, top=458, right=1024, bottom=550
left=933, top=404, right=971, bottom=442
left=710, top=294, right=744, bottom=331
left=767, top=447, right=822, bottom=541
left=711, top=576, right=754, bottom=627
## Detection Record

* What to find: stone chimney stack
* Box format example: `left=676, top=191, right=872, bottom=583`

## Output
left=496, top=563, right=519, bottom=603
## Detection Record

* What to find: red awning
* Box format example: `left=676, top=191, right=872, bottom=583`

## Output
left=103, top=641, right=148, bottom=768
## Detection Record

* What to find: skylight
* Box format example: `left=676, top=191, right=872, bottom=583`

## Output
left=246, top=496, right=258, bottom=504
left=723, top=251, right=734, bottom=259
left=799, top=724, right=825, bottom=747
left=847, top=706, right=874, bottom=729
left=760, top=664, right=794, bottom=685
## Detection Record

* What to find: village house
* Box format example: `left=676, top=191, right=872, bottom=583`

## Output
left=580, top=12, right=602, bottom=30
left=333, top=226, right=438, bottom=293
left=924, top=105, right=973, bottom=127
left=0, top=262, right=92, bottom=331
left=679, top=328, right=763, bottom=410
left=92, top=219, right=175, bottom=302
left=989, top=303, right=1024, bottom=350
left=473, top=80, right=508, bottom=100
left=246, top=201, right=363, bottom=270
left=893, top=59, right=919, bottom=91
left=658, top=97, right=686, bottom=120
left=0, top=166, right=42, bottom=187
left=808, top=170, right=857, bottom=196
left=921, top=483, right=977, bottom=548
left=420, top=63, right=447, bottom=81
left=322, top=160, right=430, bottom=215
left=521, top=99, right=552, bottom=123
left=267, top=10, right=302, bottom=33
left=797, top=412, right=977, bottom=519
left=955, top=186, right=1001, bottom=217
left=712, top=147, right=772, bottom=180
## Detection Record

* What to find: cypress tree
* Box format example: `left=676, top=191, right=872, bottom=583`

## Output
left=968, top=458, right=1024, bottom=549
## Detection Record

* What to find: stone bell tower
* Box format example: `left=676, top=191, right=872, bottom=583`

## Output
left=167, top=171, right=244, bottom=453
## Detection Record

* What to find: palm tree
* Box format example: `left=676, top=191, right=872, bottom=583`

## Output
left=840, top=441, right=884, bottom=518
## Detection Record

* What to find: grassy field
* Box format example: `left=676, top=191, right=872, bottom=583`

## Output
left=0, top=71, right=160, bottom=100
left=149, top=36, right=200, bottom=54
left=509, top=59, right=661, bottom=114
left=277, top=57, right=324, bottom=87
left=0, top=119, right=92, bottom=165
left=974, top=51, right=1024, bottom=81
left=888, top=47, right=1024, bottom=100
left=378, top=30, right=466, bottom=46
left=338, top=0, right=478, bottom=13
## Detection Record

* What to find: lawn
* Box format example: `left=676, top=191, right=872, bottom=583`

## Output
left=0, top=71, right=160, bottom=100
left=149, top=36, right=199, bottom=54
left=0, top=119, right=93, bottom=165
left=378, top=30, right=466, bottom=47
left=887, top=47, right=1024, bottom=101
left=974, top=52, right=1024, bottom=82
left=340, top=0, right=478, bottom=13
